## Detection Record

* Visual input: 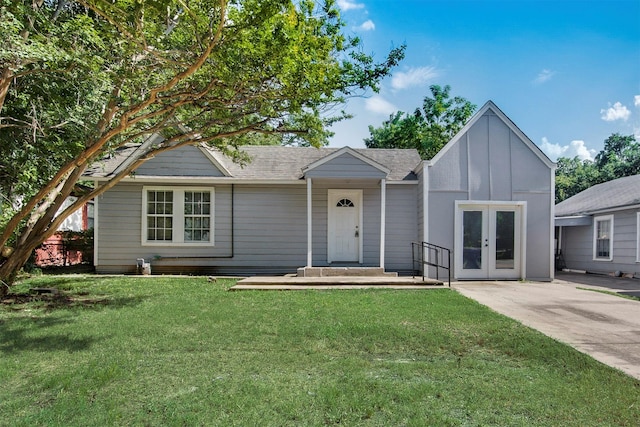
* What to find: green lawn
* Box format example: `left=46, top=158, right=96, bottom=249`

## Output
left=1, top=275, right=638, bottom=426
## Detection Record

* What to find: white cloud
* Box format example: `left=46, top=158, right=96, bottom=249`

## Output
left=533, top=69, right=555, bottom=84
left=539, top=137, right=596, bottom=161
left=357, top=19, right=375, bottom=31
left=391, top=66, right=439, bottom=90
left=336, top=0, right=365, bottom=11
left=365, top=96, right=397, bottom=116
left=634, top=95, right=640, bottom=107
left=600, top=101, right=631, bottom=121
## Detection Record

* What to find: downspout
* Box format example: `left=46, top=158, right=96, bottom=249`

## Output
left=380, top=178, right=386, bottom=269
left=307, top=178, right=313, bottom=267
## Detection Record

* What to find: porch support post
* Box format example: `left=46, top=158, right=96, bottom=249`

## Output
left=380, top=178, right=386, bottom=269
left=306, top=178, right=313, bottom=267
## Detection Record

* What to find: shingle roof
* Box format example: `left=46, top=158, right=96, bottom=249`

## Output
left=555, top=174, right=640, bottom=216
left=86, top=144, right=422, bottom=181
left=209, top=146, right=420, bottom=181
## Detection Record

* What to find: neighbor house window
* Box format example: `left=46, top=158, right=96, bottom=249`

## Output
left=593, top=215, right=613, bottom=261
left=142, top=187, right=214, bottom=246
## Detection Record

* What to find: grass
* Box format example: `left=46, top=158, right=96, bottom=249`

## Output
left=1, top=275, right=639, bottom=426
left=577, top=286, right=640, bottom=301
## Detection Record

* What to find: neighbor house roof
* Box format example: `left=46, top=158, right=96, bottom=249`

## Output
left=555, top=174, right=640, bottom=217
left=87, top=144, right=421, bottom=182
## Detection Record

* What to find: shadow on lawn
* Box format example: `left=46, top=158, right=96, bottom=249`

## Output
left=0, top=290, right=146, bottom=354
left=0, top=316, right=97, bottom=354
left=1, top=291, right=145, bottom=311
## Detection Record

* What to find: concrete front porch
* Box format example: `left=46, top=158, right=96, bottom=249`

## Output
left=230, top=267, right=444, bottom=290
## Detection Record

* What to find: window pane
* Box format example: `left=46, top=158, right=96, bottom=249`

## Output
left=495, top=211, right=515, bottom=269
left=146, top=190, right=174, bottom=242
left=463, top=211, right=482, bottom=269
left=184, top=191, right=211, bottom=242
left=595, top=218, right=611, bottom=258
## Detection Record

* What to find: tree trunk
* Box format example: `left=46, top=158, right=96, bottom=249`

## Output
left=0, top=244, right=35, bottom=297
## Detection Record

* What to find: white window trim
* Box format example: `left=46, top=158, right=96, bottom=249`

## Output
left=593, top=214, right=613, bottom=261
left=142, top=186, right=215, bottom=247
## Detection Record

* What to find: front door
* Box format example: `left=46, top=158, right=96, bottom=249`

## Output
left=328, top=190, right=362, bottom=263
left=455, top=202, right=524, bottom=279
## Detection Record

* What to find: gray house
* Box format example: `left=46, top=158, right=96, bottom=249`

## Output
left=88, top=101, right=556, bottom=280
left=555, top=174, right=640, bottom=277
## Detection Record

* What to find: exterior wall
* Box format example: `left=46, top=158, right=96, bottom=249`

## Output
left=308, top=180, right=418, bottom=271
left=95, top=180, right=419, bottom=275
left=560, top=208, right=640, bottom=276
left=426, top=109, right=554, bottom=280
left=385, top=184, right=419, bottom=272
left=135, top=145, right=226, bottom=177
left=96, top=182, right=306, bottom=274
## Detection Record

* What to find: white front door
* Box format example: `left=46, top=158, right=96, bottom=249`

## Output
left=455, top=202, right=524, bottom=279
left=328, top=190, right=362, bottom=263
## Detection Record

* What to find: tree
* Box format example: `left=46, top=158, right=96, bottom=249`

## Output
left=594, top=133, right=640, bottom=181
left=554, top=157, right=598, bottom=203
left=364, top=84, right=475, bottom=159
left=0, top=0, right=405, bottom=292
left=555, top=133, right=639, bottom=203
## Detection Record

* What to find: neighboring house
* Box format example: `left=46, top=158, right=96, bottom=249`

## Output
left=34, top=194, right=94, bottom=267
left=86, top=101, right=555, bottom=280
left=555, top=174, right=640, bottom=277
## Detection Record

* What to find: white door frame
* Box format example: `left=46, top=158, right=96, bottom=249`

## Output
left=327, top=189, right=363, bottom=263
left=454, top=201, right=526, bottom=280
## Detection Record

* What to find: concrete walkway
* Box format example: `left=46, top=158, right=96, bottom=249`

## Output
left=453, top=272, right=640, bottom=380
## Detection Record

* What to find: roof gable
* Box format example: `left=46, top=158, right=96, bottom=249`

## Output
left=302, top=147, right=390, bottom=179
left=132, top=144, right=229, bottom=177
left=428, top=101, right=555, bottom=170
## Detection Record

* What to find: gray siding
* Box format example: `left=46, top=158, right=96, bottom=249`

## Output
left=426, top=108, right=553, bottom=280
left=561, top=209, right=639, bottom=276
left=305, top=153, right=387, bottom=179
left=96, top=180, right=418, bottom=274
left=135, top=145, right=225, bottom=177
left=384, top=185, right=419, bottom=272
left=96, top=183, right=233, bottom=273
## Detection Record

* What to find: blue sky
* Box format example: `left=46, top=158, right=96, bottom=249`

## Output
left=327, top=0, right=640, bottom=161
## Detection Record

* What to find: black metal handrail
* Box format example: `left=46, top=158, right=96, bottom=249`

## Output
left=412, top=241, right=451, bottom=287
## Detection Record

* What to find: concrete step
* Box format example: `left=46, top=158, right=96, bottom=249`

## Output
left=297, top=267, right=398, bottom=278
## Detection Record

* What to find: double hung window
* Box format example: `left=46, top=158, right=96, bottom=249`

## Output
left=143, top=187, right=214, bottom=246
left=593, top=215, right=613, bottom=261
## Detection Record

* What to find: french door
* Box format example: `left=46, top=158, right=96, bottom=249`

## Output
left=455, top=202, right=525, bottom=279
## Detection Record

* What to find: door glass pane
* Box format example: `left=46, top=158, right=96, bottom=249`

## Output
left=463, top=211, right=483, bottom=269
left=495, top=211, right=515, bottom=269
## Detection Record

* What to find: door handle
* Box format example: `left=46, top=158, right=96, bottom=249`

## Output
left=355, top=226, right=359, bottom=238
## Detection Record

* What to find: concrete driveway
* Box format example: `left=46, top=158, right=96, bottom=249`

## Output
left=453, top=272, right=640, bottom=381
